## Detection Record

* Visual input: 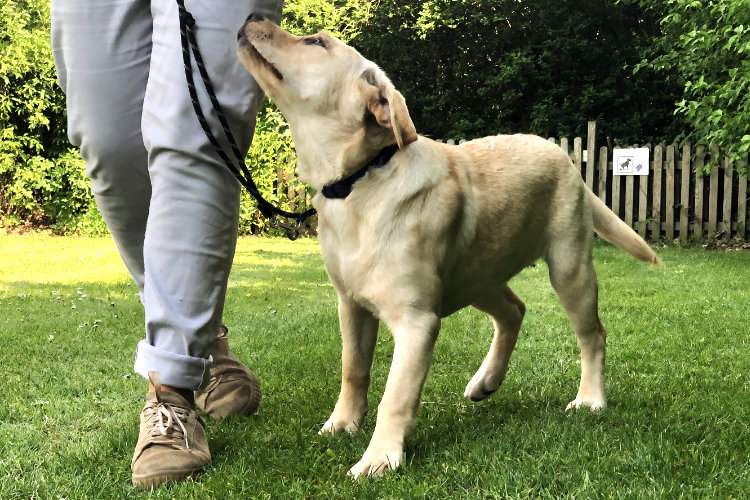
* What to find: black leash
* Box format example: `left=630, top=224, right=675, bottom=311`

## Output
left=176, top=0, right=316, bottom=240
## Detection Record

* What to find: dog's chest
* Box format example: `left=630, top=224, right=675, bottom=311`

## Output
left=320, top=222, right=387, bottom=294
left=318, top=207, right=435, bottom=315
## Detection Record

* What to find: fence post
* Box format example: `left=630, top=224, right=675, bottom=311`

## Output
left=651, top=145, right=663, bottom=239
left=679, top=143, right=691, bottom=242
left=665, top=145, right=675, bottom=240
left=708, top=146, right=719, bottom=235
left=612, top=168, right=621, bottom=219
left=625, top=175, right=634, bottom=229
left=574, top=137, right=583, bottom=176
left=693, top=145, right=705, bottom=237
left=598, top=146, right=608, bottom=203
left=586, top=121, right=596, bottom=191
left=722, top=156, right=733, bottom=239
left=638, top=164, right=648, bottom=238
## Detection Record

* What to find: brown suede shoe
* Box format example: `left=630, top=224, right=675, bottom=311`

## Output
left=131, top=372, right=210, bottom=489
left=195, top=325, right=261, bottom=419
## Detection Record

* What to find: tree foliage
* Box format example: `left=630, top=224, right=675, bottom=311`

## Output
left=1, top=0, right=746, bottom=232
left=0, top=0, right=96, bottom=231
left=633, top=0, right=750, bottom=172
left=352, top=0, right=684, bottom=143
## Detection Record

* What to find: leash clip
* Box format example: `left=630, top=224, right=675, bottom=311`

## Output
left=269, top=216, right=302, bottom=241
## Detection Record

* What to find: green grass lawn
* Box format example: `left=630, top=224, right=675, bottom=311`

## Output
left=0, top=234, right=748, bottom=498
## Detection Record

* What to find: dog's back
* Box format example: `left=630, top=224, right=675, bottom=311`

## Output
left=431, top=135, right=582, bottom=298
left=426, top=133, right=658, bottom=311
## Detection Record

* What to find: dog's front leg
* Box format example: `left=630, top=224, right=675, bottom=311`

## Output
left=348, top=311, right=440, bottom=479
left=320, top=294, right=379, bottom=435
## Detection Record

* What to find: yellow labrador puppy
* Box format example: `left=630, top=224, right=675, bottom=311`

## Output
left=237, top=14, right=660, bottom=478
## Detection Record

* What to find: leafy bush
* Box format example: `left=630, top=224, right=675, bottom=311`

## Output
left=352, top=0, right=685, bottom=143
left=0, top=146, right=98, bottom=231
left=1, top=0, right=745, bottom=234
left=0, top=0, right=86, bottom=231
left=0, top=0, right=374, bottom=234
left=633, top=0, right=750, bottom=174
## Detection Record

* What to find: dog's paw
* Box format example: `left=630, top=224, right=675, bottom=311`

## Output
left=319, top=400, right=368, bottom=435
left=565, top=396, right=606, bottom=411
left=319, top=415, right=363, bottom=435
left=463, top=370, right=504, bottom=402
left=347, top=448, right=403, bottom=479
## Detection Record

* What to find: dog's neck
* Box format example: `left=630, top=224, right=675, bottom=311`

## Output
left=291, top=120, right=401, bottom=193
left=320, top=144, right=399, bottom=199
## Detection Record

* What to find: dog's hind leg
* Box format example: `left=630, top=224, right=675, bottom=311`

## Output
left=320, top=294, right=379, bottom=435
left=546, top=240, right=607, bottom=410
left=464, top=284, right=525, bottom=402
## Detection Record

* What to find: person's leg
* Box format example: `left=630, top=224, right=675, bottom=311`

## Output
left=133, top=0, right=283, bottom=393
left=51, top=0, right=152, bottom=291
left=52, top=0, right=210, bottom=488
left=53, top=0, right=266, bottom=415
left=53, top=0, right=283, bottom=488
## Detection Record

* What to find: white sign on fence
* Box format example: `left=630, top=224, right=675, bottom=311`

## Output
left=613, top=148, right=649, bottom=176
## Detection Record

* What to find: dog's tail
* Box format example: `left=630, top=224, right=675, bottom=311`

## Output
left=588, top=190, right=661, bottom=265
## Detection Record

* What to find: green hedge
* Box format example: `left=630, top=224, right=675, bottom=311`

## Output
left=5, top=0, right=741, bottom=235
left=0, top=0, right=371, bottom=235
left=0, top=0, right=89, bottom=232
left=351, top=0, right=685, bottom=144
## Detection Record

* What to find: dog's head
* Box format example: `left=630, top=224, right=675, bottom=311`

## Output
left=237, top=14, right=418, bottom=188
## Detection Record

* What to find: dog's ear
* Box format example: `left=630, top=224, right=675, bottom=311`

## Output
left=387, top=88, right=418, bottom=148
left=363, top=70, right=418, bottom=148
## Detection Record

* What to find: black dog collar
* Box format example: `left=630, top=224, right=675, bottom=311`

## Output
left=321, top=144, right=400, bottom=199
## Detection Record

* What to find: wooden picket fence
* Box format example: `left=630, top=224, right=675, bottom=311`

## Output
left=276, top=121, right=748, bottom=241
left=440, top=121, right=749, bottom=242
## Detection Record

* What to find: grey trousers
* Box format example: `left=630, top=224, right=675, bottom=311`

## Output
left=52, top=0, right=283, bottom=390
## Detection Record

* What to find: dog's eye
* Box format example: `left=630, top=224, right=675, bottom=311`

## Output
left=304, top=37, right=326, bottom=48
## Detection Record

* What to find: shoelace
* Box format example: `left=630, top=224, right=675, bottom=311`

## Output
left=144, top=402, right=190, bottom=450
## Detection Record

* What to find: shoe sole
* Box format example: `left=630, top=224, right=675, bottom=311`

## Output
left=132, top=467, right=204, bottom=489
left=240, top=371, right=262, bottom=416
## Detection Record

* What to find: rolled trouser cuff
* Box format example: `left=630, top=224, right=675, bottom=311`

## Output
left=134, top=339, right=212, bottom=391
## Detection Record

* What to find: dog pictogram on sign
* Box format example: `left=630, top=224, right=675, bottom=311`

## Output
left=613, top=148, right=649, bottom=176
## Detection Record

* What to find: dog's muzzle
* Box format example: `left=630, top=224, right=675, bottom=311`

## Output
left=237, top=12, right=264, bottom=40
left=237, top=16, right=283, bottom=81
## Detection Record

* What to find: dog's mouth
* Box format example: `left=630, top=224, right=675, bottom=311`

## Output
left=239, top=34, right=283, bottom=81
